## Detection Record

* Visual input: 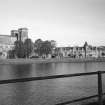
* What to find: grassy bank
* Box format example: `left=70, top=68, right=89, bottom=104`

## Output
left=0, top=57, right=105, bottom=64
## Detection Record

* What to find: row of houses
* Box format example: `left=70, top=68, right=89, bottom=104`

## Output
left=33, top=43, right=105, bottom=59
left=53, top=43, right=105, bottom=58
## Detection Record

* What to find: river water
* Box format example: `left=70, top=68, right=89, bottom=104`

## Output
left=0, top=62, right=105, bottom=105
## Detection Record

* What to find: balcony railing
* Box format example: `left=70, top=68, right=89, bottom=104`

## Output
left=0, top=71, right=105, bottom=105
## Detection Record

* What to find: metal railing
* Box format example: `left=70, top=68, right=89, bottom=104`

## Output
left=0, top=71, right=105, bottom=105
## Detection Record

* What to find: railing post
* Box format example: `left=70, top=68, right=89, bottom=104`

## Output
left=98, top=71, right=103, bottom=105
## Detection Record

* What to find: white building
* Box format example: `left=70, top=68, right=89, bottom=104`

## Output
left=0, top=28, right=28, bottom=59
left=0, top=35, right=17, bottom=59
left=54, top=43, right=105, bottom=58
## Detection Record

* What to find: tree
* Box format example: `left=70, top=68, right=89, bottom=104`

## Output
left=40, top=41, right=52, bottom=56
left=34, top=39, right=43, bottom=56
left=83, top=42, right=88, bottom=58
left=24, top=38, right=33, bottom=58
left=34, top=39, right=56, bottom=57
left=34, top=39, right=42, bottom=47
left=14, top=40, right=25, bottom=58
left=8, top=50, right=15, bottom=58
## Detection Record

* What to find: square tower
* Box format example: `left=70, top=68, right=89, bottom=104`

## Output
left=18, top=28, right=28, bottom=42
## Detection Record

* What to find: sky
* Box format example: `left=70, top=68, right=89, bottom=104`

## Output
left=0, top=0, right=105, bottom=47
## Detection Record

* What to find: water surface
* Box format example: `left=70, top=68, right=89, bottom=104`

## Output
left=0, top=62, right=105, bottom=105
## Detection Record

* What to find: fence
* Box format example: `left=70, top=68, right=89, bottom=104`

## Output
left=0, top=71, right=105, bottom=105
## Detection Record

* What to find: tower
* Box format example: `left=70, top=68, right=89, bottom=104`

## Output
left=18, top=28, right=28, bottom=42
left=11, top=30, right=19, bottom=40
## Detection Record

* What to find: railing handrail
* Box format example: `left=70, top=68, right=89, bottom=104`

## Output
left=0, top=71, right=104, bottom=84
left=56, top=94, right=98, bottom=105
left=0, top=71, right=105, bottom=105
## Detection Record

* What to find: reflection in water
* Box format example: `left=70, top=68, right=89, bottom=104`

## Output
left=83, top=62, right=88, bottom=72
left=0, top=62, right=105, bottom=104
left=11, top=64, right=32, bottom=78
left=0, top=64, right=33, bottom=80
left=0, top=65, right=13, bottom=80
left=32, top=63, right=55, bottom=76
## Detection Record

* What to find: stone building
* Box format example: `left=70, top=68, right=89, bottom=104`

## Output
left=11, top=28, right=28, bottom=42
left=54, top=42, right=105, bottom=58
left=0, top=28, right=28, bottom=59
left=0, top=35, right=16, bottom=59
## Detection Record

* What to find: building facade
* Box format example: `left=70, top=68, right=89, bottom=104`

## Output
left=53, top=42, right=105, bottom=58
left=0, top=35, right=16, bottom=59
left=0, top=28, right=28, bottom=59
left=18, top=28, right=28, bottom=42
left=11, top=28, right=28, bottom=42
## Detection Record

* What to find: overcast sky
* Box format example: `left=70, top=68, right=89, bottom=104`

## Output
left=0, top=0, right=105, bottom=46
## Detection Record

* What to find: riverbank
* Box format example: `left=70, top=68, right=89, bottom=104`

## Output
left=0, top=57, right=105, bottom=64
